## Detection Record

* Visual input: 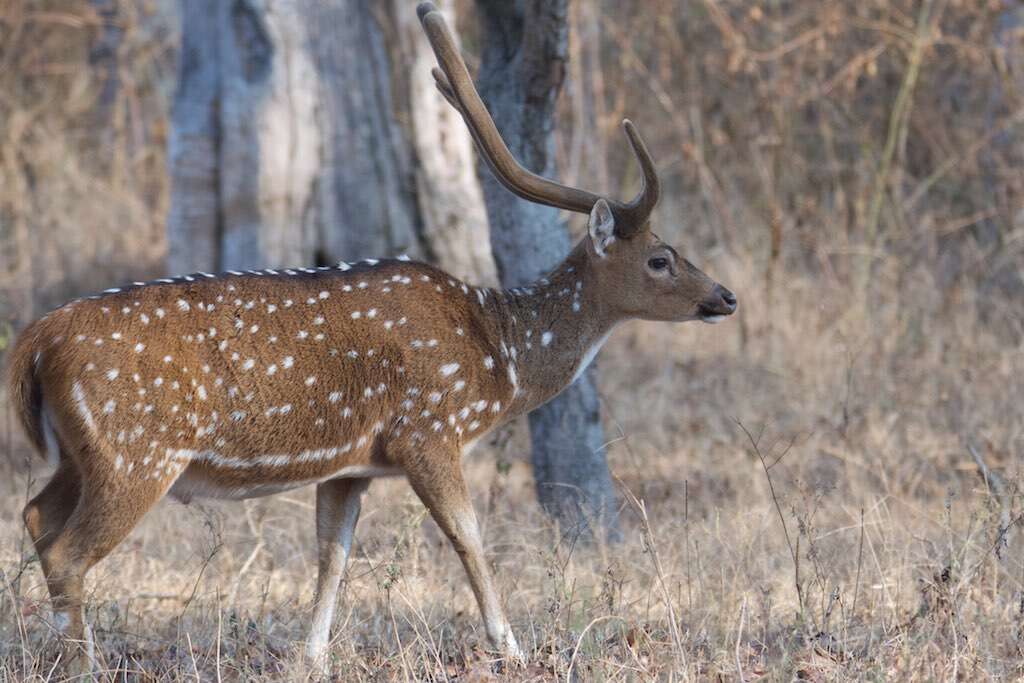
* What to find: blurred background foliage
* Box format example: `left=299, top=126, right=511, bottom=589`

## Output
left=0, top=1, right=1022, bottom=676
left=1, top=1, right=1020, bottom=333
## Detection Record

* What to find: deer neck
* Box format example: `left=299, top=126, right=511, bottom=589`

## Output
left=487, top=242, right=619, bottom=416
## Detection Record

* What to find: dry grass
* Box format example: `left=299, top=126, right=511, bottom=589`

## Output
left=2, top=255, right=1021, bottom=680
left=1, top=0, right=1023, bottom=680
left=2, top=286, right=1021, bottom=680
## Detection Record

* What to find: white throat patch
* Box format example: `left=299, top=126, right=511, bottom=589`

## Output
left=571, top=326, right=617, bottom=384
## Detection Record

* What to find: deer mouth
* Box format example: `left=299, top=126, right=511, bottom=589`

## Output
left=696, top=302, right=735, bottom=324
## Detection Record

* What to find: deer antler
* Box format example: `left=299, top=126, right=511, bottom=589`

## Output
left=417, top=2, right=660, bottom=235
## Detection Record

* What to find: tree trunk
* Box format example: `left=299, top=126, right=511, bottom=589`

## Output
left=166, top=0, right=223, bottom=273
left=474, top=0, right=619, bottom=539
left=167, top=0, right=495, bottom=282
left=385, top=1, right=497, bottom=284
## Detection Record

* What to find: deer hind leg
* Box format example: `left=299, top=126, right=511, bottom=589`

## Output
left=394, top=444, right=523, bottom=661
left=23, top=462, right=82, bottom=561
left=306, top=476, right=370, bottom=667
left=36, top=449, right=179, bottom=657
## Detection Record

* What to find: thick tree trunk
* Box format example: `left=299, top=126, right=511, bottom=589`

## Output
left=167, top=0, right=495, bottom=281
left=166, top=0, right=223, bottom=273
left=474, top=0, right=619, bottom=538
left=301, top=0, right=418, bottom=262
left=386, top=1, right=498, bottom=284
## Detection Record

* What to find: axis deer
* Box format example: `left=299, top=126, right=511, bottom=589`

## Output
left=7, top=2, right=736, bottom=668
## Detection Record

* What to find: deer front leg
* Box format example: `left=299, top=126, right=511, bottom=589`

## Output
left=398, top=447, right=523, bottom=661
left=306, top=477, right=369, bottom=666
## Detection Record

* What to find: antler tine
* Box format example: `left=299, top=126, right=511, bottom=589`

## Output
left=431, top=67, right=459, bottom=109
left=614, top=120, right=661, bottom=235
left=419, top=4, right=601, bottom=214
left=418, top=3, right=661, bottom=230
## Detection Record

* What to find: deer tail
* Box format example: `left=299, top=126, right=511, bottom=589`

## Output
left=7, top=319, right=48, bottom=458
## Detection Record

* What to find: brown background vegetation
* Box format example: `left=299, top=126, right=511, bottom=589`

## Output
left=1, top=0, right=1022, bottom=679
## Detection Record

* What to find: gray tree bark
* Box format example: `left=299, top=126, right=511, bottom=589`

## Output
left=167, top=0, right=496, bottom=283
left=167, top=0, right=223, bottom=273
left=474, top=0, right=619, bottom=538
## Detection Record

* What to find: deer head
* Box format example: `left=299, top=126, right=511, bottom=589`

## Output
left=418, top=3, right=737, bottom=326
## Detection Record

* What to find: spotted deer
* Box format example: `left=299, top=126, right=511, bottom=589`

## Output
left=7, top=2, right=736, bottom=668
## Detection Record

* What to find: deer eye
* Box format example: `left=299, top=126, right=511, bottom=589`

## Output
left=647, top=257, right=669, bottom=271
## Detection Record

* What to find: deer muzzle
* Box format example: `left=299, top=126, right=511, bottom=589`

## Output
left=697, top=283, right=737, bottom=324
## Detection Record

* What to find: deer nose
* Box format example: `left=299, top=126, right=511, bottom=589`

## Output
left=714, top=284, right=737, bottom=313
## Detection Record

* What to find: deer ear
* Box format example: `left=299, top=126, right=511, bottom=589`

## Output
left=588, top=199, right=616, bottom=257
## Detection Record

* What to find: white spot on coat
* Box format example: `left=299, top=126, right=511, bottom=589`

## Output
left=71, top=383, right=97, bottom=435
